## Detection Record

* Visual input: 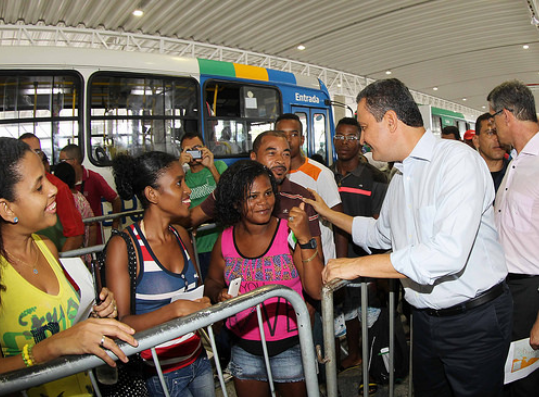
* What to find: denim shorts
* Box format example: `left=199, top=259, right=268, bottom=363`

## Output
left=228, top=343, right=305, bottom=383
left=145, top=352, right=215, bottom=397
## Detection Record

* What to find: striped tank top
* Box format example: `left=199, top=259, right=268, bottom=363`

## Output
left=127, top=223, right=202, bottom=373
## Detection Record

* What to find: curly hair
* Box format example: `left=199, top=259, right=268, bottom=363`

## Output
left=113, top=151, right=178, bottom=209
left=0, top=137, right=33, bottom=301
left=215, top=160, right=279, bottom=228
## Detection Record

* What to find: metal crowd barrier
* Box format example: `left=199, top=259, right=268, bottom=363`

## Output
left=0, top=284, right=318, bottom=396
left=55, top=212, right=413, bottom=397
left=320, top=278, right=413, bottom=397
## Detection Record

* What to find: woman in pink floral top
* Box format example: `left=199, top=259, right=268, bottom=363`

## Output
left=205, top=160, right=323, bottom=397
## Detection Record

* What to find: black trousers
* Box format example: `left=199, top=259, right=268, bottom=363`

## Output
left=504, top=276, right=539, bottom=397
left=412, top=286, right=512, bottom=397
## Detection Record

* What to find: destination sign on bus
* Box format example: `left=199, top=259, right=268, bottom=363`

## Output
left=295, top=92, right=320, bottom=104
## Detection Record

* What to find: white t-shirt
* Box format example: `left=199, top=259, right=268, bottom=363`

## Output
left=288, top=158, right=342, bottom=263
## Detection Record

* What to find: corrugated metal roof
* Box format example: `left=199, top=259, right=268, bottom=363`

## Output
left=1, top=0, right=538, bottom=112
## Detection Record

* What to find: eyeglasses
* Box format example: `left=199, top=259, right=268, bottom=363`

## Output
left=492, top=108, right=514, bottom=117
left=333, top=135, right=359, bottom=142
left=492, top=109, right=504, bottom=117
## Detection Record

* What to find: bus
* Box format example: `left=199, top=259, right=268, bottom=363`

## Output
left=0, top=46, right=335, bottom=224
left=419, top=104, right=475, bottom=138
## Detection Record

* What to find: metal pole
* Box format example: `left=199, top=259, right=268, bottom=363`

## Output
left=256, top=305, right=276, bottom=397
left=361, top=281, right=369, bottom=397
left=206, top=325, right=229, bottom=397
left=322, top=279, right=347, bottom=397
left=389, top=280, right=395, bottom=397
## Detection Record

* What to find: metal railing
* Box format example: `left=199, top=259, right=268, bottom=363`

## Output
left=0, top=285, right=318, bottom=396
left=320, top=278, right=413, bottom=397
left=47, top=211, right=413, bottom=397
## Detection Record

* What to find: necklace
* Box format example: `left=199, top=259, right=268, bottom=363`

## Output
left=5, top=242, right=40, bottom=275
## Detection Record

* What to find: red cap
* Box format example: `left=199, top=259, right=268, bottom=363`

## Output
left=464, top=130, right=475, bottom=140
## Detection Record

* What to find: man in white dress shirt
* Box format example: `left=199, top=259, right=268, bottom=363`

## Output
left=488, top=80, right=539, bottom=397
left=306, top=78, right=512, bottom=397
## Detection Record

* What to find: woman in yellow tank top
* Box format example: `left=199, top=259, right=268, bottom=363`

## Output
left=0, top=137, right=139, bottom=397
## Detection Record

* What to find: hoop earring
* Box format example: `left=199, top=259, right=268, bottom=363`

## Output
left=13, top=217, right=18, bottom=224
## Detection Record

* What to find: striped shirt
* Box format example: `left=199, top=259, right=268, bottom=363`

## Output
left=127, top=223, right=202, bottom=373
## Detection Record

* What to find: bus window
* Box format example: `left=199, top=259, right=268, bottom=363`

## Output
left=294, top=112, right=308, bottom=154
left=204, top=81, right=281, bottom=157
left=88, top=73, right=198, bottom=165
left=313, top=113, right=327, bottom=162
left=0, top=72, right=82, bottom=164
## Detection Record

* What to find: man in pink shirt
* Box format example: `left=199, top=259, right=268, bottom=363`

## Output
left=60, top=144, right=121, bottom=243
left=489, top=80, right=539, bottom=396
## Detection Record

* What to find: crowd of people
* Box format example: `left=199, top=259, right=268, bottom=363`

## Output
left=0, top=77, right=537, bottom=397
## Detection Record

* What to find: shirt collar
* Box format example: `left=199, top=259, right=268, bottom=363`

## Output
left=518, top=131, right=539, bottom=157
left=394, top=129, right=433, bottom=173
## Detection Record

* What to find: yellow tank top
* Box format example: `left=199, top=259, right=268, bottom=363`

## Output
left=0, top=234, right=92, bottom=397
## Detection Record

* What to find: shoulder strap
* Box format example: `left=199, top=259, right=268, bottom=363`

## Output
left=169, top=225, right=202, bottom=283
left=110, top=228, right=138, bottom=314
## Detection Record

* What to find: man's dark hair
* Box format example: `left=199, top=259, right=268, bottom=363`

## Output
left=180, top=131, right=204, bottom=147
left=275, top=113, right=304, bottom=134
left=487, top=80, right=538, bottom=123
left=441, top=126, right=461, bottom=140
left=251, top=130, right=287, bottom=154
left=336, top=117, right=360, bottom=134
left=61, top=144, right=83, bottom=163
left=475, top=113, right=493, bottom=135
left=18, top=133, right=38, bottom=141
left=54, top=161, right=76, bottom=189
left=355, top=78, right=423, bottom=127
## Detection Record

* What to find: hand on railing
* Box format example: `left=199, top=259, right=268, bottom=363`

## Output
left=33, top=318, right=138, bottom=368
left=172, top=296, right=212, bottom=317
left=92, top=287, right=118, bottom=319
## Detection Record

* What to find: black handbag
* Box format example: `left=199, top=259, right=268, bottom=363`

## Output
left=94, top=229, right=149, bottom=397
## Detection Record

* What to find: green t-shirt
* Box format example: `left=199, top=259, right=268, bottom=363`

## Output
left=186, top=160, right=227, bottom=253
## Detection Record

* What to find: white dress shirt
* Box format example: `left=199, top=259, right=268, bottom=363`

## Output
left=352, top=130, right=507, bottom=309
left=494, top=131, right=539, bottom=275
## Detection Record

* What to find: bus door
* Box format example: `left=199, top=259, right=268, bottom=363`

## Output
left=290, top=106, right=331, bottom=165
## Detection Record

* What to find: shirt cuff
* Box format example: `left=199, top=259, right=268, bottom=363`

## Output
left=351, top=216, right=372, bottom=255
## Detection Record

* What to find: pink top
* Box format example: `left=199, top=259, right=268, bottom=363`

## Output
left=222, top=219, right=303, bottom=342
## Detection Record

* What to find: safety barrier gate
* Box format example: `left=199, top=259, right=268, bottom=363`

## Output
left=0, top=211, right=414, bottom=397
left=0, top=284, right=318, bottom=396
left=320, top=279, right=413, bottom=397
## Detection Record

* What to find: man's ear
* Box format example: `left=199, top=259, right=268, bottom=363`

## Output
left=144, top=186, right=159, bottom=205
left=384, top=110, right=399, bottom=133
left=472, top=135, right=480, bottom=149
left=250, top=152, right=257, bottom=161
left=0, top=199, right=17, bottom=223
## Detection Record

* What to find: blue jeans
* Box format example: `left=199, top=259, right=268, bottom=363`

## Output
left=145, top=353, right=215, bottom=397
left=229, top=343, right=305, bottom=383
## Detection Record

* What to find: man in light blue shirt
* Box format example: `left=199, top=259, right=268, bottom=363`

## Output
left=306, top=78, right=512, bottom=396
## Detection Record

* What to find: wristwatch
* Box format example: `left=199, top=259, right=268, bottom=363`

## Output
left=299, top=238, right=317, bottom=250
